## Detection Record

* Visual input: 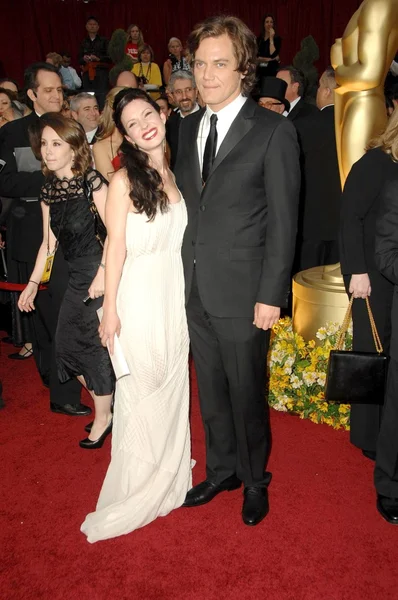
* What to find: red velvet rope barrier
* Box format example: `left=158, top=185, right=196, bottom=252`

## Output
left=0, top=282, right=47, bottom=292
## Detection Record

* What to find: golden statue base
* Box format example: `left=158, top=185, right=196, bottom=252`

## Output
left=292, top=264, right=349, bottom=341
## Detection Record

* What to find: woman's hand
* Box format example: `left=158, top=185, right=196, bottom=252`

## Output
left=349, top=273, right=371, bottom=298
left=269, top=27, right=275, bottom=39
left=18, top=281, right=39, bottom=312
left=99, top=309, right=121, bottom=355
left=88, top=267, right=105, bottom=299
left=0, top=232, right=5, bottom=249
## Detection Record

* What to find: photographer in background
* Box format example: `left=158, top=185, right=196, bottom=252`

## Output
left=162, top=37, right=190, bottom=85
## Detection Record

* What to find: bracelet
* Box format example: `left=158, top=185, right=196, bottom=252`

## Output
left=99, top=262, right=105, bottom=270
left=29, top=279, right=39, bottom=286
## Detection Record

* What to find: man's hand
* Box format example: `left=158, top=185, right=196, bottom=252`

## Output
left=253, top=303, right=280, bottom=330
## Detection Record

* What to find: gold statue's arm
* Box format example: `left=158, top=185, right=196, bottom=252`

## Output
left=334, top=2, right=391, bottom=89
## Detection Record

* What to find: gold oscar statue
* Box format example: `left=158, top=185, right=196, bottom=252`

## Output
left=293, top=0, right=398, bottom=341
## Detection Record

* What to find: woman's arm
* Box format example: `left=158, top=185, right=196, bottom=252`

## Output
left=163, top=59, right=172, bottom=85
left=99, top=170, right=131, bottom=354
left=18, top=202, right=56, bottom=311
left=88, top=182, right=108, bottom=299
left=93, top=140, right=113, bottom=182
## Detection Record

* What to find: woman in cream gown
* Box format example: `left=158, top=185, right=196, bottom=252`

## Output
left=81, top=88, right=191, bottom=543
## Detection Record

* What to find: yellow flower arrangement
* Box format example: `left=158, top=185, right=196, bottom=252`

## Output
left=267, top=317, right=352, bottom=430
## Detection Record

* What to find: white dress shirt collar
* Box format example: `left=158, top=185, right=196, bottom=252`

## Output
left=283, top=95, right=301, bottom=117
left=321, top=104, right=334, bottom=111
left=178, top=103, right=200, bottom=118
left=86, top=128, right=98, bottom=143
left=197, top=94, right=247, bottom=170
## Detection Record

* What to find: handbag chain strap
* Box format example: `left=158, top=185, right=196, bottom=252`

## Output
left=335, top=295, right=383, bottom=354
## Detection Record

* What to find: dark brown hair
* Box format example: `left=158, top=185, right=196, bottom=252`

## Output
left=187, top=15, right=257, bottom=96
left=113, top=88, right=168, bottom=221
left=29, top=112, right=92, bottom=177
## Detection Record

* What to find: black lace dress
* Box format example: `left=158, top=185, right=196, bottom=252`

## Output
left=40, top=168, right=114, bottom=396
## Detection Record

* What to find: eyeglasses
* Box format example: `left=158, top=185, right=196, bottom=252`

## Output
left=259, top=100, right=283, bottom=109
left=173, top=88, right=194, bottom=97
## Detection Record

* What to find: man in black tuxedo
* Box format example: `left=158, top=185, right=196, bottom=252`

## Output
left=175, top=16, right=300, bottom=525
left=277, top=66, right=318, bottom=143
left=0, top=62, right=90, bottom=416
left=166, top=70, right=200, bottom=170
left=70, top=92, right=100, bottom=145
left=78, top=17, right=110, bottom=110
left=297, top=67, right=341, bottom=271
left=374, top=178, right=398, bottom=525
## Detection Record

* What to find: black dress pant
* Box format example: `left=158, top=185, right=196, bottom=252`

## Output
left=186, top=272, right=271, bottom=488
left=374, top=357, right=398, bottom=498
left=344, top=272, right=393, bottom=452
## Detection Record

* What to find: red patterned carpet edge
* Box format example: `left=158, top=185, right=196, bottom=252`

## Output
left=0, top=333, right=396, bottom=600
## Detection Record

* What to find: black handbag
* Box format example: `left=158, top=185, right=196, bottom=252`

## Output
left=325, top=295, right=388, bottom=405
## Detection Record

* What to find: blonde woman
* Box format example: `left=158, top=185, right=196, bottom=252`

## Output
left=340, top=108, right=398, bottom=460
left=92, top=87, right=124, bottom=181
left=125, top=24, right=144, bottom=63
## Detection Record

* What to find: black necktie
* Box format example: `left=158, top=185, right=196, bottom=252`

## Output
left=202, top=114, right=218, bottom=184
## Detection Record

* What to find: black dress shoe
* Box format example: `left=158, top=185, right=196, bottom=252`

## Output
left=79, top=420, right=113, bottom=449
left=50, top=402, right=92, bottom=417
left=362, top=449, right=376, bottom=461
left=242, top=486, right=269, bottom=526
left=84, top=421, right=93, bottom=433
left=182, top=474, right=241, bottom=507
left=377, top=494, right=398, bottom=525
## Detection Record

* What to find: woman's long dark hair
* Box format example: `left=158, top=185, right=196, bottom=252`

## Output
left=113, top=88, right=168, bottom=221
left=260, top=13, right=276, bottom=39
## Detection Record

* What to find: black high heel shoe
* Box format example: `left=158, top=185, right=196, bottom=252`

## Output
left=84, top=421, right=93, bottom=433
left=79, top=420, right=113, bottom=449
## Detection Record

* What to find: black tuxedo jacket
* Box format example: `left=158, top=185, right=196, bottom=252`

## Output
left=374, top=178, right=398, bottom=361
left=301, top=106, right=341, bottom=240
left=0, top=112, right=44, bottom=262
left=175, top=97, right=301, bottom=318
left=287, top=97, right=318, bottom=123
left=166, top=111, right=182, bottom=171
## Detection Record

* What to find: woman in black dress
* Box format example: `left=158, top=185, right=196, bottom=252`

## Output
left=340, top=109, right=398, bottom=459
left=257, top=14, right=282, bottom=79
left=18, top=113, right=114, bottom=449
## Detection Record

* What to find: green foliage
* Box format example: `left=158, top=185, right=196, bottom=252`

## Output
left=108, top=29, right=134, bottom=86
left=293, top=35, right=320, bottom=101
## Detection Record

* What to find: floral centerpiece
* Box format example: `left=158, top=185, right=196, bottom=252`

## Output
left=267, top=317, right=352, bottom=430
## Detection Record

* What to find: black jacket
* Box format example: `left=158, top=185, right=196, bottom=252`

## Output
left=340, top=148, right=398, bottom=275
left=0, top=112, right=44, bottom=262
left=301, top=106, right=341, bottom=241
left=174, top=98, right=300, bottom=316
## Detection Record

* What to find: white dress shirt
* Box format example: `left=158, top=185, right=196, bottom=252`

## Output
left=86, top=128, right=98, bottom=144
left=283, top=95, right=301, bottom=117
left=197, top=94, right=247, bottom=171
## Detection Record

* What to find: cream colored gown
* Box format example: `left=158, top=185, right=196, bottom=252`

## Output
left=81, top=198, right=191, bottom=543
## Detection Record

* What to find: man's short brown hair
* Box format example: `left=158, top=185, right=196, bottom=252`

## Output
left=187, top=15, right=257, bottom=96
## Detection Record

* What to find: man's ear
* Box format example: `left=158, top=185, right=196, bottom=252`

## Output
left=27, top=89, right=37, bottom=104
left=71, top=111, right=78, bottom=121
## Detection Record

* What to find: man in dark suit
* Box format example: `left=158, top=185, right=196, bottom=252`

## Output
left=277, top=66, right=319, bottom=143
left=297, top=67, right=341, bottom=271
left=0, top=62, right=90, bottom=416
left=374, top=177, right=398, bottom=525
left=78, top=17, right=110, bottom=110
left=174, top=16, right=300, bottom=525
left=70, top=92, right=100, bottom=145
left=166, top=70, right=200, bottom=170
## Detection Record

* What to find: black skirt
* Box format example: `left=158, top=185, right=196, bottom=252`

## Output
left=55, top=254, right=115, bottom=396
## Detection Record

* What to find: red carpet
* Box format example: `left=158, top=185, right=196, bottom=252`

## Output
left=0, top=334, right=396, bottom=600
